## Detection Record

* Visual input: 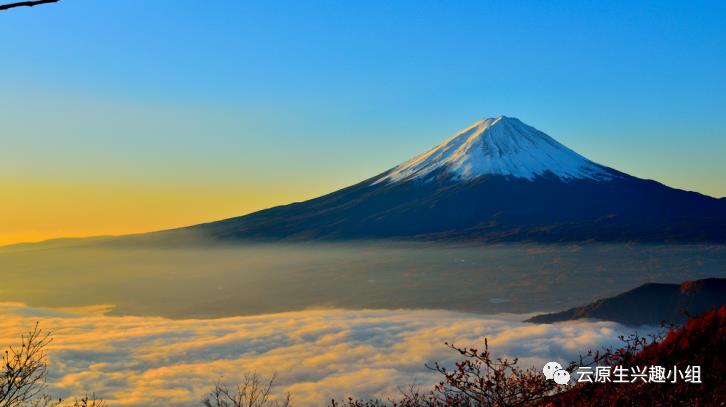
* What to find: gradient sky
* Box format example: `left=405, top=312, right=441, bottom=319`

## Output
left=1, top=0, right=725, bottom=245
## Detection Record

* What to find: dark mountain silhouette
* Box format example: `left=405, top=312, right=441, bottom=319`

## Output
left=526, top=278, right=726, bottom=325
left=165, top=116, right=726, bottom=243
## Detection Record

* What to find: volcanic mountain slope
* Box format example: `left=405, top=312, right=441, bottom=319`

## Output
left=175, top=116, right=726, bottom=243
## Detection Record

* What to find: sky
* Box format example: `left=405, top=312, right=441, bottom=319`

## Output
left=1, top=0, right=725, bottom=245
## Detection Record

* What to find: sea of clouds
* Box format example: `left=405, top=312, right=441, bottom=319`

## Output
left=0, top=303, right=656, bottom=406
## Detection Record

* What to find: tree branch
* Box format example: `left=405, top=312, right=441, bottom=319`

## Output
left=0, top=0, right=59, bottom=11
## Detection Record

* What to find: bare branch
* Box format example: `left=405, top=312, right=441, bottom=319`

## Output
left=202, top=372, right=289, bottom=407
left=0, top=322, right=52, bottom=407
left=0, top=0, right=59, bottom=11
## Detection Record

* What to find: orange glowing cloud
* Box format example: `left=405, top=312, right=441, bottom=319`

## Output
left=0, top=303, right=653, bottom=406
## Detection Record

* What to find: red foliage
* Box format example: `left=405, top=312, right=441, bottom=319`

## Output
left=549, top=306, right=726, bottom=406
left=332, top=338, right=563, bottom=406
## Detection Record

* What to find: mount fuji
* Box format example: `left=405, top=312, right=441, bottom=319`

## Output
left=175, top=116, right=726, bottom=243
left=375, top=116, right=614, bottom=184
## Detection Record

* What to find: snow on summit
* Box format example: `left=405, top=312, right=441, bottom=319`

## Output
left=376, top=116, right=614, bottom=184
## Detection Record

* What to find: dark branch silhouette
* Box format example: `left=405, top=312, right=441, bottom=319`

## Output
left=0, top=0, right=58, bottom=11
left=0, top=323, right=105, bottom=407
left=203, top=372, right=291, bottom=407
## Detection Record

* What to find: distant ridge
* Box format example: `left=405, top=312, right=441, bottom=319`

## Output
left=526, top=278, right=726, bottom=325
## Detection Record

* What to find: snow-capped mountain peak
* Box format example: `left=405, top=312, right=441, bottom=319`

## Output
left=375, top=115, right=614, bottom=184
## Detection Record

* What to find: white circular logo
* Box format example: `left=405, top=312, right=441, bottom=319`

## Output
left=542, top=361, right=562, bottom=379
left=553, top=369, right=571, bottom=385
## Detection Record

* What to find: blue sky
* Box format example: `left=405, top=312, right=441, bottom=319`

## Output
left=1, top=0, right=725, bottom=242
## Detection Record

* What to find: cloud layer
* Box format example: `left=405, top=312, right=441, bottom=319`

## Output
left=0, top=303, right=653, bottom=406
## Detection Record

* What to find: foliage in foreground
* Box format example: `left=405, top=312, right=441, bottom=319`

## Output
left=331, top=338, right=565, bottom=407
left=202, top=373, right=291, bottom=407
left=0, top=323, right=105, bottom=407
left=548, top=306, right=726, bottom=406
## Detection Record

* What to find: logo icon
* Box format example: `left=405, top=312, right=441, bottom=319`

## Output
left=543, top=361, right=562, bottom=380
left=543, top=361, right=570, bottom=385
left=553, top=369, right=571, bottom=385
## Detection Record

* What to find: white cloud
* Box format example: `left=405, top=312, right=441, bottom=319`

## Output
left=0, top=303, right=654, bottom=406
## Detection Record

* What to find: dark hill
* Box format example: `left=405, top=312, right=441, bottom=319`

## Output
left=526, top=278, right=726, bottom=325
